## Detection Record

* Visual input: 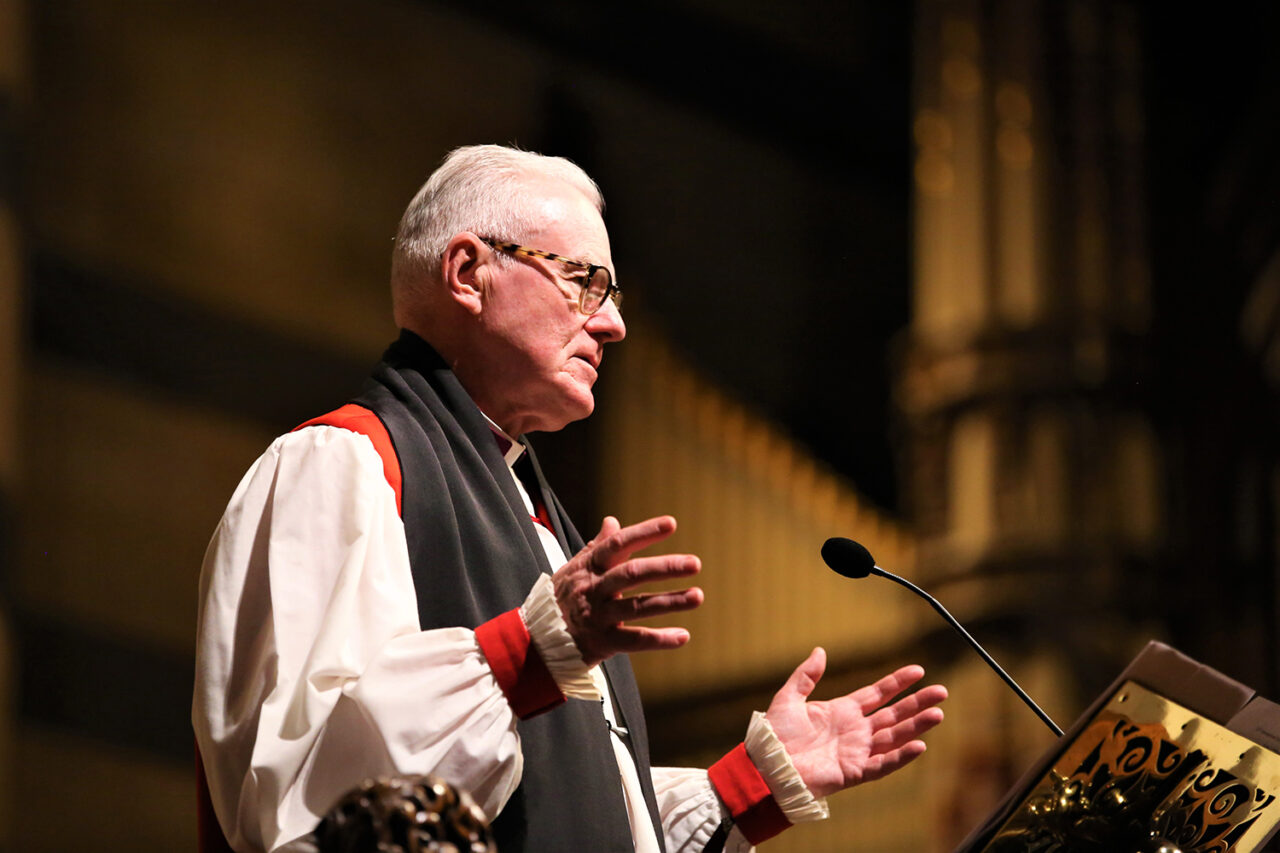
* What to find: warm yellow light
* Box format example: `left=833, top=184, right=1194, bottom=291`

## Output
left=942, top=58, right=982, bottom=98
left=995, top=82, right=1033, bottom=124
left=996, top=127, right=1033, bottom=168
left=914, top=109, right=953, bottom=150
left=915, top=153, right=955, bottom=196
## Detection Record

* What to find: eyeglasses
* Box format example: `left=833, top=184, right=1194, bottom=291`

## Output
left=481, top=237, right=621, bottom=315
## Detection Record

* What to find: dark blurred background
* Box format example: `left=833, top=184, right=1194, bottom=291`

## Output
left=3, top=0, right=1280, bottom=850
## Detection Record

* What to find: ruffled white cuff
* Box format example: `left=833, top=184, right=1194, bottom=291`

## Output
left=520, top=574, right=600, bottom=701
left=744, top=711, right=830, bottom=824
left=651, top=767, right=753, bottom=853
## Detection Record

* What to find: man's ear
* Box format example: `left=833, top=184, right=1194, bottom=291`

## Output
left=440, top=232, right=489, bottom=316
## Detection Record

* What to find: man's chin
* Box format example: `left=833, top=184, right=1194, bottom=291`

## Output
left=557, top=395, right=596, bottom=429
left=527, top=392, right=595, bottom=434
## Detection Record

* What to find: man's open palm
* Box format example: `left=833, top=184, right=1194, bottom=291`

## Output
left=766, top=647, right=947, bottom=798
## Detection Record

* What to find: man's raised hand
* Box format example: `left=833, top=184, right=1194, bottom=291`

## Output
left=765, top=647, right=947, bottom=799
left=553, top=515, right=704, bottom=667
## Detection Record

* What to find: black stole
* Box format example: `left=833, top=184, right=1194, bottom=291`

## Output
left=352, top=329, right=665, bottom=853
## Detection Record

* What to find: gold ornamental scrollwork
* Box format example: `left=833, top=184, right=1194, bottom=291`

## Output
left=982, top=682, right=1280, bottom=853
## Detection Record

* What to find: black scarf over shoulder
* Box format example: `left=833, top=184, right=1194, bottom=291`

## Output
left=352, top=329, right=664, bottom=853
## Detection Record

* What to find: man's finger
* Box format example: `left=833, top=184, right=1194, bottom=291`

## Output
left=870, top=707, right=945, bottom=755
left=602, top=587, right=705, bottom=622
left=586, top=515, right=623, bottom=548
left=590, top=515, right=679, bottom=569
left=776, top=647, right=826, bottom=703
left=866, top=683, right=948, bottom=731
left=849, top=664, right=927, bottom=713
left=596, top=553, right=701, bottom=596
left=858, top=739, right=930, bottom=784
left=603, top=624, right=693, bottom=655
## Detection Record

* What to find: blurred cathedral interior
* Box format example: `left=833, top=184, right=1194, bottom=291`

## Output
left=2, top=1, right=1279, bottom=850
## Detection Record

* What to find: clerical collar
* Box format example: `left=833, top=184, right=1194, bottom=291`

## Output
left=482, top=414, right=526, bottom=467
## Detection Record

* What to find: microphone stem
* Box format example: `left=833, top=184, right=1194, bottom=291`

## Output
left=871, top=566, right=1064, bottom=737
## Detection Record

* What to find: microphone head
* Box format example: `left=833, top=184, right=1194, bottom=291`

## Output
left=821, top=537, right=876, bottom=579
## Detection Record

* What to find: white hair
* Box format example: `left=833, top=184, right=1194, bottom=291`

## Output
left=391, top=144, right=604, bottom=320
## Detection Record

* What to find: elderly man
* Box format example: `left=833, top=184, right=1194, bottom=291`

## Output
left=193, top=145, right=947, bottom=853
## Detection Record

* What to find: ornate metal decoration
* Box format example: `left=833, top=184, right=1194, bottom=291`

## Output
left=983, top=682, right=1280, bottom=852
left=311, top=773, right=497, bottom=853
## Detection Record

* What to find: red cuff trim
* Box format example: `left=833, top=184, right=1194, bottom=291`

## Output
left=708, top=742, right=792, bottom=845
left=475, top=609, right=566, bottom=719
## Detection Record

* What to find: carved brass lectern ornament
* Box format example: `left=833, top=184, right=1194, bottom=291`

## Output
left=983, top=682, right=1280, bottom=853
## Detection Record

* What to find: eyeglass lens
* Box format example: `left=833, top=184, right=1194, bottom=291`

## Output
left=583, top=267, right=622, bottom=314
left=582, top=269, right=606, bottom=312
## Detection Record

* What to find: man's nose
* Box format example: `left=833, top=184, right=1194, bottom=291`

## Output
left=586, top=299, right=626, bottom=342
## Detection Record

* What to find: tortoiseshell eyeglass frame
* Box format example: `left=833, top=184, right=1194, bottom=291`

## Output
left=480, top=237, right=622, bottom=315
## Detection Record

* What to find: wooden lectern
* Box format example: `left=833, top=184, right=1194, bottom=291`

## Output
left=956, top=642, right=1280, bottom=852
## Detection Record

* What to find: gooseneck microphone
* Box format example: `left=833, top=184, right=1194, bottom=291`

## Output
left=821, top=537, right=1064, bottom=737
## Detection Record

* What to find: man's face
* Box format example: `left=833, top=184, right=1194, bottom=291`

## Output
left=470, top=179, right=626, bottom=435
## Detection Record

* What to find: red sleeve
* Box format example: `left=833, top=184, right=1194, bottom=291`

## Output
left=474, top=608, right=566, bottom=719
left=708, top=742, right=792, bottom=845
